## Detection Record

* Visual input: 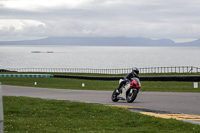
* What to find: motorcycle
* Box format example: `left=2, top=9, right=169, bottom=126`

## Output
left=111, top=77, right=141, bottom=103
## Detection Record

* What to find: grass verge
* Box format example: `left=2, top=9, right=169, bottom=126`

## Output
left=0, top=77, right=200, bottom=92
left=3, top=96, right=200, bottom=133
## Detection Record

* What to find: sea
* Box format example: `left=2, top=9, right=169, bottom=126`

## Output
left=0, top=45, right=200, bottom=69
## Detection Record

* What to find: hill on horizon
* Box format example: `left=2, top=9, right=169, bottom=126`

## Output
left=0, top=37, right=200, bottom=46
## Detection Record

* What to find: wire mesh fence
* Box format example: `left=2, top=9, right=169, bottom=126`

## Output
left=1, top=66, right=199, bottom=74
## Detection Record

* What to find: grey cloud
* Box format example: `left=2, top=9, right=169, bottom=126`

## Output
left=0, top=23, right=46, bottom=36
left=0, top=0, right=200, bottom=41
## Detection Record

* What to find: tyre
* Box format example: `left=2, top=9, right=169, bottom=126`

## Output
left=111, top=89, right=119, bottom=102
left=126, top=89, right=138, bottom=103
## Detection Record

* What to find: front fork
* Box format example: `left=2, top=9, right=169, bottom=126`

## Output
left=130, top=89, right=133, bottom=93
left=129, top=88, right=139, bottom=93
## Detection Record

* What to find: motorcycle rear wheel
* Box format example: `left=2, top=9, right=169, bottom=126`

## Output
left=126, top=89, right=138, bottom=103
left=111, top=89, right=119, bottom=102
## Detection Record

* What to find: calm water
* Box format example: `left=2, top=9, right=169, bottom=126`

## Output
left=0, top=45, right=200, bottom=69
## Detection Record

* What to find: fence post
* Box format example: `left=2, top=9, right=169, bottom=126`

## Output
left=0, top=82, right=4, bottom=133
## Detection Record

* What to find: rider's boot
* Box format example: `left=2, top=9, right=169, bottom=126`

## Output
left=116, top=88, right=122, bottom=94
left=116, top=81, right=125, bottom=95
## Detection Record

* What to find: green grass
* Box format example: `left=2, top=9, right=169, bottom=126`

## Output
left=0, top=77, right=200, bottom=92
left=0, top=72, right=125, bottom=77
left=0, top=77, right=118, bottom=90
left=142, top=81, right=200, bottom=92
left=3, top=96, right=200, bottom=133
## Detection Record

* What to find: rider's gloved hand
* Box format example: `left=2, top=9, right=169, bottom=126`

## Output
left=125, top=79, right=129, bottom=82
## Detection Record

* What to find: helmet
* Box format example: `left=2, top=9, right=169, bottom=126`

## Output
left=132, top=67, right=139, bottom=75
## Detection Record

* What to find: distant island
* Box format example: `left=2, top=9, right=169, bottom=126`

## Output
left=31, top=51, right=54, bottom=53
left=0, top=37, right=200, bottom=46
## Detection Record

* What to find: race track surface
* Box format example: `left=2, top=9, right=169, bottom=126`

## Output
left=2, top=85, right=200, bottom=115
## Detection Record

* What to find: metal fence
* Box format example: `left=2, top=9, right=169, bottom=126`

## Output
left=139, top=66, right=200, bottom=74
left=1, top=66, right=200, bottom=74
left=1, top=68, right=132, bottom=74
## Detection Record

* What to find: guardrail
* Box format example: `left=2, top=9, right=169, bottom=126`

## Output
left=54, top=75, right=200, bottom=81
left=1, top=66, right=200, bottom=74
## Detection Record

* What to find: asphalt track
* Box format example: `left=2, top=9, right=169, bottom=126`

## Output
left=2, top=85, right=200, bottom=116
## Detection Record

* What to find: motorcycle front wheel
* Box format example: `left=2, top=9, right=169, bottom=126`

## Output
left=126, top=89, right=138, bottom=103
left=111, top=89, right=119, bottom=102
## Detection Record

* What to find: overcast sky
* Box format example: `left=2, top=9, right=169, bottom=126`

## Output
left=0, top=0, right=200, bottom=42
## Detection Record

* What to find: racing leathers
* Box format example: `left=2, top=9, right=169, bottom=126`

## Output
left=116, top=72, right=139, bottom=93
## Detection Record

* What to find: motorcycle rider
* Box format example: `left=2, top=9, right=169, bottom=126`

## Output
left=116, top=67, right=140, bottom=94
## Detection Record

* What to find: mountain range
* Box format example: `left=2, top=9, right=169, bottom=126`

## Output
left=0, top=37, right=200, bottom=46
